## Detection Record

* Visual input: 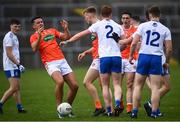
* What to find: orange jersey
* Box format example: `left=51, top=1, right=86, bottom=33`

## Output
left=30, top=28, right=65, bottom=65
left=91, top=34, right=99, bottom=59
left=121, top=25, right=137, bottom=59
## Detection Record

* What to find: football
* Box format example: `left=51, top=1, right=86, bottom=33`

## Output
left=57, top=102, right=72, bottom=116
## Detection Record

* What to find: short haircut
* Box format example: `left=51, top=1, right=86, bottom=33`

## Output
left=148, top=6, right=161, bottom=17
left=101, top=5, right=112, bottom=17
left=132, top=16, right=141, bottom=22
left=121, top=11, right=132, bottom=17
left=83, top=6, right=97, bottom=15
left=10, top=19, right=20, bottom=25
left=31, top=16, right=42, bottom=24
left=145, top=9, right=150, bottom=20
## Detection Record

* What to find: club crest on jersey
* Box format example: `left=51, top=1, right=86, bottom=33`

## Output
left=152, top=23, right=158, bottom=27
left=44, top=34, right=54, bottom=42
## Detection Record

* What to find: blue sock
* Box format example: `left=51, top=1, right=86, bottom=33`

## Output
left=151, top=110, right=157, bottom=116
left=0, top=102, right=3, bottom=108
left=115, top=100, right=120, bottom=107
left=106, top=106, right=111, bottom=113
left=17, top=104, right=23, bottom=110
left=132, top=108, right=138, bottom=115
left=157, top=108, right=161, bottom=114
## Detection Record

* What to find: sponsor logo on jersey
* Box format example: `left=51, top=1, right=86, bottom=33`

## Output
left=44, top=34, right=55, bottom=42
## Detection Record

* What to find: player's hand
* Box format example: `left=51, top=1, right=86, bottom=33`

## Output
left=129, top=56, right=134, bottom=64
left=78, top=52, right=86, bottom=61
left=17, top=64, right=25, bottom=73
left=60, top=20, right=68, bottom=30
left=59, top=40, right=69, bottom=46
left=112, top=32, right=120, bottom=43
left=163, top=63, right=169, bottom=69
left=37, top=26, right=44, bottom=35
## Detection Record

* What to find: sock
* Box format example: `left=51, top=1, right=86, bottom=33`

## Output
left=157, top=108, right=161, bottom=114
left=126, top=103, right=133, bottom=112
left=115, top=100, right=120, bottom=107
left=120, top=100, right=124, bottom=109
left=106, top=106, right=111, bottom=113
left=151, top=110, right=157, bottom=116
left=95, top=100, right=102, bottom=109
left=17, top=104, right=23, bottom=110
left=0, top=102, right=3, bottom=108
left=132, top=108, right=138, bottom=115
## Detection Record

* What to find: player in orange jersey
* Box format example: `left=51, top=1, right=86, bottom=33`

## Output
left=120, top=11, right=137, bottom=114
left=30, top=17, right=78, bottom=118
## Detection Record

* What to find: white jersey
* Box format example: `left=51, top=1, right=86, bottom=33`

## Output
left=88, top=19, right=124, bottom=58
left=136, top=21, right=171, bottom=56
left=3, top=31, right=20, bottom=70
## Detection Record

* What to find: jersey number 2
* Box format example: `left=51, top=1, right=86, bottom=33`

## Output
left=146, top=30, right=160, bottom=47
left=105, top=25, right=113, bottom=38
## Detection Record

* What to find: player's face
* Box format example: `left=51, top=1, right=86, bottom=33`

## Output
left=84, top=12, right=93, bottom=25
left=33, top=18, right=44, bottom=30
left=121, top=14, right=131, bottom=25
left=10, top=24, right=21, bottom=34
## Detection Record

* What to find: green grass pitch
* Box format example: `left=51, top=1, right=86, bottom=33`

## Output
left=0, top=65, right=180, bottom=121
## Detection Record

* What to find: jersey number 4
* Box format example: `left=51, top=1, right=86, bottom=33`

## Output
left=146, top=30, right=160, bottom=47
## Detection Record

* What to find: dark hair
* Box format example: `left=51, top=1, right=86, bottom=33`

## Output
left=121, top=11, right=132, bottom=17
left=83, top=6, right=97, bottom=15
left=101, top=5, right=112, bottom=17
left=132, top=16, right=141, bottom=22
left=10, top=19, right=20, bottom=25
left=148, top=6, right=160, bottom=17
left=31, top=16, right=42, bottom=24
left=145, top=9, right=150, bottom=20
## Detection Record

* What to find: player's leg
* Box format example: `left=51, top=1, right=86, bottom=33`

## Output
left=100, top=73, right=111, bottom=116
left=131, top=73, right=146, bottom=118
left=159, top=74, right=170, bottom=99
left=149, top=74, right=161, bottom=118
left=63, top=72, right=79, bottom=105
left=111, top=56, right=122, bottom=116
left=125, top=72, right=135, bottom=113
left=0, top=77, right=20, bottom=114
left=83, top=68, right=104, bottom=116
left=51, top=71, right=64, bottom=106
left=13, top=90, right=26, bottom=113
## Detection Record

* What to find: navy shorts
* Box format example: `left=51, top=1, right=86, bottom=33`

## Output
left=100, top=57, right=122, bottom=74
left=4, top=69, right=21, bottom=78
left=136, top=54, right=162, bottom=75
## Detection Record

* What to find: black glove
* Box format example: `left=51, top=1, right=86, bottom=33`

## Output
left=112, top=32, right=120, bottom=43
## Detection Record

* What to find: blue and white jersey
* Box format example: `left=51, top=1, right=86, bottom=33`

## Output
left=88, top=19, right=124, bottom=58
left=136, top=21, right=171, bottom=56
left=3, top=31, right=20, bottom=70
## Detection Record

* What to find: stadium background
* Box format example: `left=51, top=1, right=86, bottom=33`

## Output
left=0, top=0, right=180, bottom=68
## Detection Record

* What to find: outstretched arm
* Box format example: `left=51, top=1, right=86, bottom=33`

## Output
left=60, top=29, right=91, bottom=45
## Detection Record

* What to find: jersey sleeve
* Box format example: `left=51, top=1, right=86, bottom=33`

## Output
left=164, top=28, right=172, bottom=41
left=30, top=34, right=38, bottom=44
left=88, top=22, right=98, bottom=33
left=4, top=33, right=13, bottom=47
left=53, top=28, right=61, bottom=39
left=135, top=23, right=143, bottom=36
left=119, top=25, right=125, bottom=36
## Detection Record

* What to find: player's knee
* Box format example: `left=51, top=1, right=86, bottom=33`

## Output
left=126, top=81, right=133, bottom=89
left=56, top=80, right=64, bottom=87
left=165, top=84, right=171, bottom=92
left=10, top=86, right=19, bottom=93
left=72, top=83, right=79, bottom=91
left=83, top=81, right=90, bottom=88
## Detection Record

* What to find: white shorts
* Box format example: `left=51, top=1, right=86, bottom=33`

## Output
left=89, top=58, right=100, bottom=71
left=122, top=59, right=136, bottom=73
left=45, top=59, right=73, bottom=76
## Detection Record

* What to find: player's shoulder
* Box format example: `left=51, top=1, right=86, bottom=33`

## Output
left=4, top=31, right=14, bottom=40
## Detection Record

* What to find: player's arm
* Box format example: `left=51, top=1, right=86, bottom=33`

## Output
left=129, top=34, right=140, bottom=63
left=119, top=36, right=133, bottom=45
left=59, top=20, right=71, bottom=40
left=31, top=27, right=43, bottom=52
left=164, top=40, right=172, bottom=64
left=78, top=47, right=93, bottom=61
left=60, top=29, right=91, bottom=45
left=6, top=46, right=19, bottom=65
